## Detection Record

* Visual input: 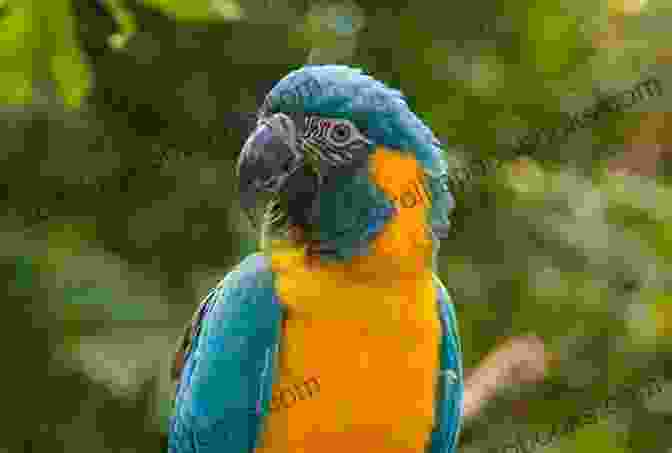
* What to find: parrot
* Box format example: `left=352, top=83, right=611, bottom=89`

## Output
left=168, top=64, right=464, bottom=453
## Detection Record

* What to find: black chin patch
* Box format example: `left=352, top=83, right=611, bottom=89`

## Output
left=282, top=164, right=320, bottom=230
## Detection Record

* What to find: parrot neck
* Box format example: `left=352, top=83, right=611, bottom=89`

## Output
left=269, top=146, right=438, bottom=279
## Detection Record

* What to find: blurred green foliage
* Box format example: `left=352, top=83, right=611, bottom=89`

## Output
left=1, top=0, right=671, bottom=452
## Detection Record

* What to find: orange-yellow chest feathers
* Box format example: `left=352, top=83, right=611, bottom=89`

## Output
left=256, top=147, right=442, bottom=453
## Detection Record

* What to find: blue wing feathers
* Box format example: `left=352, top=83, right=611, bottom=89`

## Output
left=170, top=253, right=283, bottom=453
left=427, top=275, right=464, bottom=453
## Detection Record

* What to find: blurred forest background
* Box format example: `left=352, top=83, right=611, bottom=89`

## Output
left=2, top=0, right=672, bottom=452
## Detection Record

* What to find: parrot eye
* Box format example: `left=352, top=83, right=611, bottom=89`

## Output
left=330, top=124, right=351, bottom=143
left=322, top=119, right=369, bottom=149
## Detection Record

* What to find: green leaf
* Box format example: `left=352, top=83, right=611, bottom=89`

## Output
left=0, top=1, right=37, bottom=104
left=45, top=0, right=91, bottom=108
left=103, top=0, right=137, bottom=50
left=0, top=0, right=91, bottom=108
left=209, top=0, right=244, bottom=20
left=139, top=0, right=244, bottom=21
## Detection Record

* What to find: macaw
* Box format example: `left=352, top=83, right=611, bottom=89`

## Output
left=169, top=65, right=464, bottom=453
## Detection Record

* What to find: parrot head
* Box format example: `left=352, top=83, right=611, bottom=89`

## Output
left=237, top=65, right=455, bottom=263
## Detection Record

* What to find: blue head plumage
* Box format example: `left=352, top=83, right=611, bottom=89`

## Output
left=237, top=65, right=455, bottom=261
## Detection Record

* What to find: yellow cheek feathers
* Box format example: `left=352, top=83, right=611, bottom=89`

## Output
left=366, top=146, right=434, bottom=269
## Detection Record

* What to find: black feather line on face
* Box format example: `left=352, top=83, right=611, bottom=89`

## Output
left=287, top=165, right=321, bottom=230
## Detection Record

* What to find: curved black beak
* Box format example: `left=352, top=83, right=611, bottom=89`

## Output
left=237, top=113, right=311, bottom=229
